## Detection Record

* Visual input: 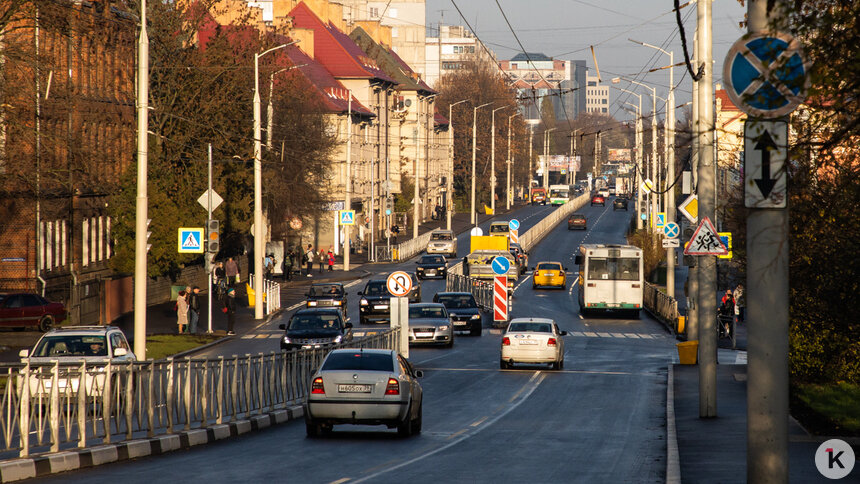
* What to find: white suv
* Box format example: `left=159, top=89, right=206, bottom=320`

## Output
left=426, top=230, right=457, bottom=258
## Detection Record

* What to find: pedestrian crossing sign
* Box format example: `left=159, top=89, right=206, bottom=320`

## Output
left=339, top=210, right=355, bottom=226
left=178, top=228, right=204, bottom=253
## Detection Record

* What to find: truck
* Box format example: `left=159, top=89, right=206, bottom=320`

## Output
left=529, top=187, right=547, bottom=205
left=488, top=221, right=511, bottom=238
left=464, top=250, right=518, bottom=290
left=470, top=235, right=509, bottom=253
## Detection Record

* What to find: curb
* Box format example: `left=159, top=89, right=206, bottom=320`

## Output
left=666, top=364, right=681, bottom=484
left=0, top=405, right=304, bottom=483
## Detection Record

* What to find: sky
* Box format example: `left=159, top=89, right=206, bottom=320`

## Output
left=425, top=0, right=749, bottom=121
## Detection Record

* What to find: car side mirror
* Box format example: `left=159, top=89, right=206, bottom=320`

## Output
left=529, top=267, right=535, bottom=271
left=564, top=267, right=568, bottom=272
left=278, top=323, right=286, bottom=330
left=113, top=347, right=128, bottom=357
left=305, top=292, right=311, bottom=297
left=344, top=322, right=353, bottom=329
left=18, top=349, right=29, bottom=358
left=357, top=291, right=363, bottom=296
left=574, top=255, right=583, bottom=265
left=559, top=330, right=568, bottom=336
left=414, top=370, right=424, bottom=378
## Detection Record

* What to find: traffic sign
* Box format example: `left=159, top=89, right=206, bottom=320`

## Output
left=508, top=219, right=520, bottom=230
left=656, top=212, right=666, bottom=229
left=178, top=228, right=204, bottom=253
left=491, top=256, right=511, bottom=275
left=662, top=238, right=680, bottom=248
left=339, top=210, right=355, bottom=225
left=744, top=120, right=787, bottom=208
left=663, top=222, right=680, bottom=239
left=509, top=229, right=519, bottom=244
left=723, top=32, right=808, bottom=118
left=640, top=179, right=654, bottom=194
left=386, top=271, right=412, bottom=297
left=678, top=195, right=698, bottom=224
left=718, top=232, right=733, bottom=260
left=470, top=227, right=483, bottom=236
left=289, top=217, right=303, bottom=230
left=197, top=189, right=223, bottom=212
left=493, top=276, right=508, bottom=322
left=684, top=217, right=729, bottom=256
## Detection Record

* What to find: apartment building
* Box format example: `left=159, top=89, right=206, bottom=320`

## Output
left=424, top=25, right=497, bottom=88
left=585, top=74, right=609, bottom=114
left=499, top=54, right=587, bottom=123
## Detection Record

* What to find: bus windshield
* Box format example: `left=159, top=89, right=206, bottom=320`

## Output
left=587, top=257, right=640, bottom=281
left=549, top=188, right=569, bottom=198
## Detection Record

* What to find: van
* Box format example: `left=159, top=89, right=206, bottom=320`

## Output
left=426, top=229, right=457, bottom=257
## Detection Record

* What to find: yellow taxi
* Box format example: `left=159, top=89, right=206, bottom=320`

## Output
left=532, top=261, right=567, bottom=289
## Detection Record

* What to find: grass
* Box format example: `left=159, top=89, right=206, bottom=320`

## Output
left=792, top=382, right=860, bottom=436
left=145, top=334, right=221, bottom=361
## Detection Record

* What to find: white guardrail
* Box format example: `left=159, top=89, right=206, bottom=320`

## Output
left=248, top=276, right=282, bottom=315
left=0, top=330, right=397, bottom=457
left=644, top=282, right=680, bottom=335
left=375, top=231, right=434, bottom=262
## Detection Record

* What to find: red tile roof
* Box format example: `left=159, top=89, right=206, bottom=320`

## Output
left=289, top=2, right=396, bottom=84
left=282, top=44, right=375, bottom=116
left=386, top=45, right=435, bottom=93
left=716, top=89, right=740, bottom=111
left=434, top=111, right=449, bottom=128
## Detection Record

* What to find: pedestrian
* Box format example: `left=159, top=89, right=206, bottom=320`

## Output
left=225, top=257, right=239, bottom=286
left=176, top=290, right=188, bottom=334
left=318, top=248, right=326, bottom=273
left=733, top=283, right=745, bottom=323
left=392, top=224, right=400, bottom=243
left=187, top=286, right=200, bottom=334
left=327, top=249, right=335, bottom=271
left=304, top=244, right=315, bottom=277
left=719, top=289, right=735, bottom=336
left=223, top=287, right=236, bottom=335
left=214, top=261, right=226, bottom=298
left=283, top=248, right=294, bottom=281
left=264, top=254, right=274, bottom=278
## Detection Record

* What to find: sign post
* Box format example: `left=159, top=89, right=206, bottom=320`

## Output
left=387, top=271, right=413, bottom=358
left=491, top=256, right=510, bottom=325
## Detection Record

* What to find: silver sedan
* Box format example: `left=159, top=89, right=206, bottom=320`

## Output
left=304, top=349, right=423, bottom=437
left=500, top=318, right=567, bottom=370
left=407, top=303, right=454, bottom=347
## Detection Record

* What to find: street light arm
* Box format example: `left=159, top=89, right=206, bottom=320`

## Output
left=628, top=38, right=670, bottom=57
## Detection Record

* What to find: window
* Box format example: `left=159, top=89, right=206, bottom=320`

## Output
left=322, top=352, right=394, bottom=372
left=602, top=108, right=607, bottom=113
left=588, top=81, right=597, bottom=86
left=369, top=7, right=379, bottom=17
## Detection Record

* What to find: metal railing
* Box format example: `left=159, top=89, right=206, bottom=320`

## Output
left=0, top=329, right=397, bottom=457
left=444, top=271, right=493, bottom=311
left=644, top=282, right=679, bottom=335
left=374, top=231, right=434, bottom=262
left=248, top=276, right=281, bottom=315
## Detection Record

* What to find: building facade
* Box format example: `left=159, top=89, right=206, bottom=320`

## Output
left=424, top=25, right=496, bottom=89
left=499, top=53, right=586, bottom=123
left=585, top=74, right=609, bottom=113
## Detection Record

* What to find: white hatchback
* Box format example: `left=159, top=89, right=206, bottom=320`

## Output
left=500, top=318, right=566, bottom=370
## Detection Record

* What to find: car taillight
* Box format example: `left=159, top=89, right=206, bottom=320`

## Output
left=385, top=378, right=400, bottom=395
left=502, top=337, right=511, bottom=346
left=311, top=377, right=325, bottom=394
left=547, top=338, right=557, bottom=346
left=632, top=284, right=641, bottom=288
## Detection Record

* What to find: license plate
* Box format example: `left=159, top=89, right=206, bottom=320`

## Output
left=519, top=340, right=538, bottom=345
left=415, top=332, right=434, bottom=338
left=426, top=270, right=436, bottom=275
left=374, top=305, right=388, bottom=310
left=453, top=321, right=467, bottom=326
left=542, top=272, right=553, bottom=277
left=338, top=384, right=372, bottom=393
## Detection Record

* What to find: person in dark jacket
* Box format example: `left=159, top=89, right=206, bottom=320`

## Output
left=187, top=286, right=200, bottom=334
left=224, top=287, right=236, bottom=335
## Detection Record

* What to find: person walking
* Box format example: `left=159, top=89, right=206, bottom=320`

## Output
left=283, top=248, right=294, bottom=281
left=327, top=249, right=335, bottom=271
left=187, top=286, right=200, bottom=334
left=304, top=244, right=315, bottom=277
left=318, top=248, right=326, bottom=273
left=176, top=290, right=189, bottom=334
left=224, top=287, right=236, bottom=335
left=214, top=261, right=226, bottom=299
left=733, top=283, right=745, bottom=324
left=225, top=257, right=239, bottom=287
left=719, top=289, right=735, bottom=337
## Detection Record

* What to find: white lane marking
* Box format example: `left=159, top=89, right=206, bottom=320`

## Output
left=597, top=332, right=611, bottom=338
left=639, top=334, right=654, bottom=339
left=736, top=351, right=748, bottom=364
left=470, top=416, right=488, bottom=427
left=624, top=333, right=640, bottom=338
left=330, top=478, right=351, bottom=484
left=569, top=331, right=584, bottom=337
left=568, top=276, right=579, bottom=295
left=287, top=302, right=304, bottom=311
left=351, top=373, right=546, bottom=484
left=513, top=275, right=532, bottom=294
left=584, top=332, right=597, bottom=337
left=344, top=280, right=363, bottom=288
left=611, top=333, right=627, bottom=338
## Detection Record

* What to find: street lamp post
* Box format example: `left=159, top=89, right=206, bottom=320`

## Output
left=254, top=41, right=295, bottom=320
left=542, top=128, right=556, bottom=189
left=506, top=113, right=518, bottom=210
left=490, top=105, right=510, bottom=214
left=134, top=0, right=150, bottom=359
left=448, top=99, right=468, bottom=230
left=619, top=94, right=644, bottom=229
left=471, top=101, right=493, bottom=225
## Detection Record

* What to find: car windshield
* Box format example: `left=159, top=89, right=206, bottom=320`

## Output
left=420, top=255, right=444, bottom=264
left=537, top=263, right=561, bottom=271
left=363, top=282, right=390, bottom=296
left=321, top=352, right=394, bottom=372
left=409, top=306, right=446, bottom=319
left=435, top=295, right=477, bottom=309
left=32, top=335, right=108, bottom=357
left=508, top=322, right=552, bottom=333
left=430, top=232, right=452, bottom=241
left=489, top=224, right=509, bottom=234
left=308, top=284, right=343, bottom=297
left=288, top=313, right=342, bottom=331
left=587, top=257, right=640, bottom=281
left=571, top=214, right=585, bottom=220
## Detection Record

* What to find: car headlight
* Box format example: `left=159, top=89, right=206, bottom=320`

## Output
left=308, top=301, right=318, bottom=306
left=438, top=325, right=449, bottom=331
left=438, top=267, right=445, bottom=270
left=470, top=314, right=481, bottom=320
left=333, top=301, right=342, bottom=306
left=283, top=336, right=291, bottom=344
left=360, top=298, right=368, bottom=306
left=333, top=335, right=343, bottom=343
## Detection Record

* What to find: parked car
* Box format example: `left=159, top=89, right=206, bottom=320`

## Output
left=500, top=318, right=567, bottom=370
left=0, top=293, right=67, bottom=332
left=401, top=272, right=422, bottom=303
left=279, top=308, right=352, bottom=351
left=532, top=261, right=567, bottom=290
left=415, top=254, right=448, bottom=279
left=358, top=280, right=393, bottom=325
left=305, top=283, right=348, bottom=317
left=613, top=197, right=628, bottom=211
left=590, top=195, right=605, bottom=206
left=304, top=348, right=423, bottom=437
left=426, top=229, right=457, bottom=258
left=508, top=242, right=529, bottom=275
left=433, top=292, right=483, bottom=336
left=18, top=326, right=135, bottom=399
left=568, top=213, right=587, bottom=230
left=407, top=303, right=454, bottom=347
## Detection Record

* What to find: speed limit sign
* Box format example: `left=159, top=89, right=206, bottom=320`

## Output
left=386, top=271, right=413, bottom=297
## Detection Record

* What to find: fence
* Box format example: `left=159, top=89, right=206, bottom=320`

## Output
left=0, top=329, right=397, bottom=458
left=444, top=271, right=493, bottom=311
left=374, top=231, right=433, bottom=262
left=643, top=282, right=679, bottom=335
left=518, top=193, right=589, bottom=252
left=247, top=276, right=281, bottom=316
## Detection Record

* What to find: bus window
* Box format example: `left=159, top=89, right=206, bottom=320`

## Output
left=587, top=258, right=640, bottom=281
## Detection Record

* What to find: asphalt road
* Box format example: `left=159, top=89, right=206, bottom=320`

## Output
left=36, top=200, right=682, bottom=483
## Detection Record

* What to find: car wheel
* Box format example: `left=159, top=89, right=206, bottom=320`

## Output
left=559, top=359, right=565, bottom=370
left=359, top=315, right=367, bottom=325
left=550, top=361, right=560, bottom=371
left=306, top=420, right=323, bottom=438
left=397, top=404, right=414, bottom=437
left=470, top=324, right=482, bottom=336
left=38, top=316, right=54, bottom=333
left=447, top=338, right=454, bottom=348
left=410, top=402, right=422, bottom=435
left=499, top=360, right=508, bottom=369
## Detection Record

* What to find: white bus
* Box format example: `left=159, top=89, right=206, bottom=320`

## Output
left=548, top=184, right=571, bottom=205
left=575, top=244, right=643, bottom=318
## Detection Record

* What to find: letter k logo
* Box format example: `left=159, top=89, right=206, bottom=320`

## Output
left=827, top=448, right=845, bottom=469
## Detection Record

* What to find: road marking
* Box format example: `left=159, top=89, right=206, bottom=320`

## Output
left=568, top=276, right=578, bottom=295
left=330, top=479, right=351, bottom=484
left=639, top=334, right=654, bottom=339
left=624, top=333, right=640, bottom=338
left=447, top=429, right=467, bottom=440
left=470, top=416, right=488, bottom=427
left=569, top=331, right=584, bottom=337
left=344, top=280, right=363, bottom=288
left=597, top=332, right=611, bottom=338
left=287, top=302, right=304, bottom=311
left=513, top=275, right=532, bottom=294
left=583, top=331, right=597, bottom=337
left=736, top=351, right=748, bottom=364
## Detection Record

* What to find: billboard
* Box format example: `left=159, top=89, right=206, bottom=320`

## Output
left=607, top=149, right=632, bottom=162
left=539, top=155, right=581, bottom=172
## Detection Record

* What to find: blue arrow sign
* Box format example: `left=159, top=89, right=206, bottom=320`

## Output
left=508, top=219, right=520, bottom=231
left=663, top=222, right=680, bottom=239
left=491, top=256, right=510, bottom=275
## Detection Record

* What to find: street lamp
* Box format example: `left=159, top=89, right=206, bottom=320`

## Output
left=447, top=99, right=468, bottom=230
left=471, top=101, right=493, bottom=225
left=491, top=105, right=511, bottom=213
left=506, top=112, right=519, bottom=210
left=266, top=64, right=306, bottom=151
left=414, top=93, right=437, bottom=238
left=567, top=128, right=581, bottom=185
left=542, top=127, right=556, bottom=189
left=254, top=41, right=297, bottom=320
left=614, top=85, right=643, bottom=229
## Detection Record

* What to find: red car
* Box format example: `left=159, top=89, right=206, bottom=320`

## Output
left=590, top=195, right=605, bottom=206
left=0, top=293, right=67, bottom=332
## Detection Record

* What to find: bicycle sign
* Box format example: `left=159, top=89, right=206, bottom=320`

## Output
left=684, top=217, right=729, bottom=256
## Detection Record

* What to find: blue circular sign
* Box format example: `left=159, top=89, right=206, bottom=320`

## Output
left=491, top=256, right=510, bottom=275
left=508, top=219, right=520, bottom=230
left=663, top=222, right=680, bottom=239
left=723, top=32, right=808, bottom=118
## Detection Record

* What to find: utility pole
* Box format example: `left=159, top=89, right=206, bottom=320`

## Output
left=650, top=94, right=658, bottom=233
left=471, top=102, right=492, bottom=225
left=344, top=93, right=351, bottom=271
left=506, top=114, right=514, bottom=210
left=688, top=22, right=700, bottom=343
left=635, top=101, right=644, bottom=229
left=543, top=128, right=555, bottom=189
left=207, top=144, right=213, bottom=333
left=491, top=105, right=508, bottom=213
left=697, top=0, right=717, bottom=418
left=746, top=1, right=790, bottom=481
left=134, top=0, right=149, bottom=360
left=528, top=126, right=534, bottom=190
left=448, top=100, right=467, bottom=230
left=414, top=95, right=421, bottom=238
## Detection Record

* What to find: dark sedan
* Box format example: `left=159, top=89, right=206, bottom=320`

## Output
left=568, top=213, right=587, bottom=230
left=0, top=293, right=67, bottom=332
left=415, top=255, right=447, bottom=280
left=613, top=197, right=628, bottom=211
left=279, top=308, right=352, bottom=351
left=433, top=292, right=483, bottom=336
left=358, top=280, right=393, bottom=325
left=305, top=283, right=348, bottom=316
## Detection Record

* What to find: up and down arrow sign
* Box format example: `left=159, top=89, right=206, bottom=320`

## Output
left=744, top=120, right=788, bottom=208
